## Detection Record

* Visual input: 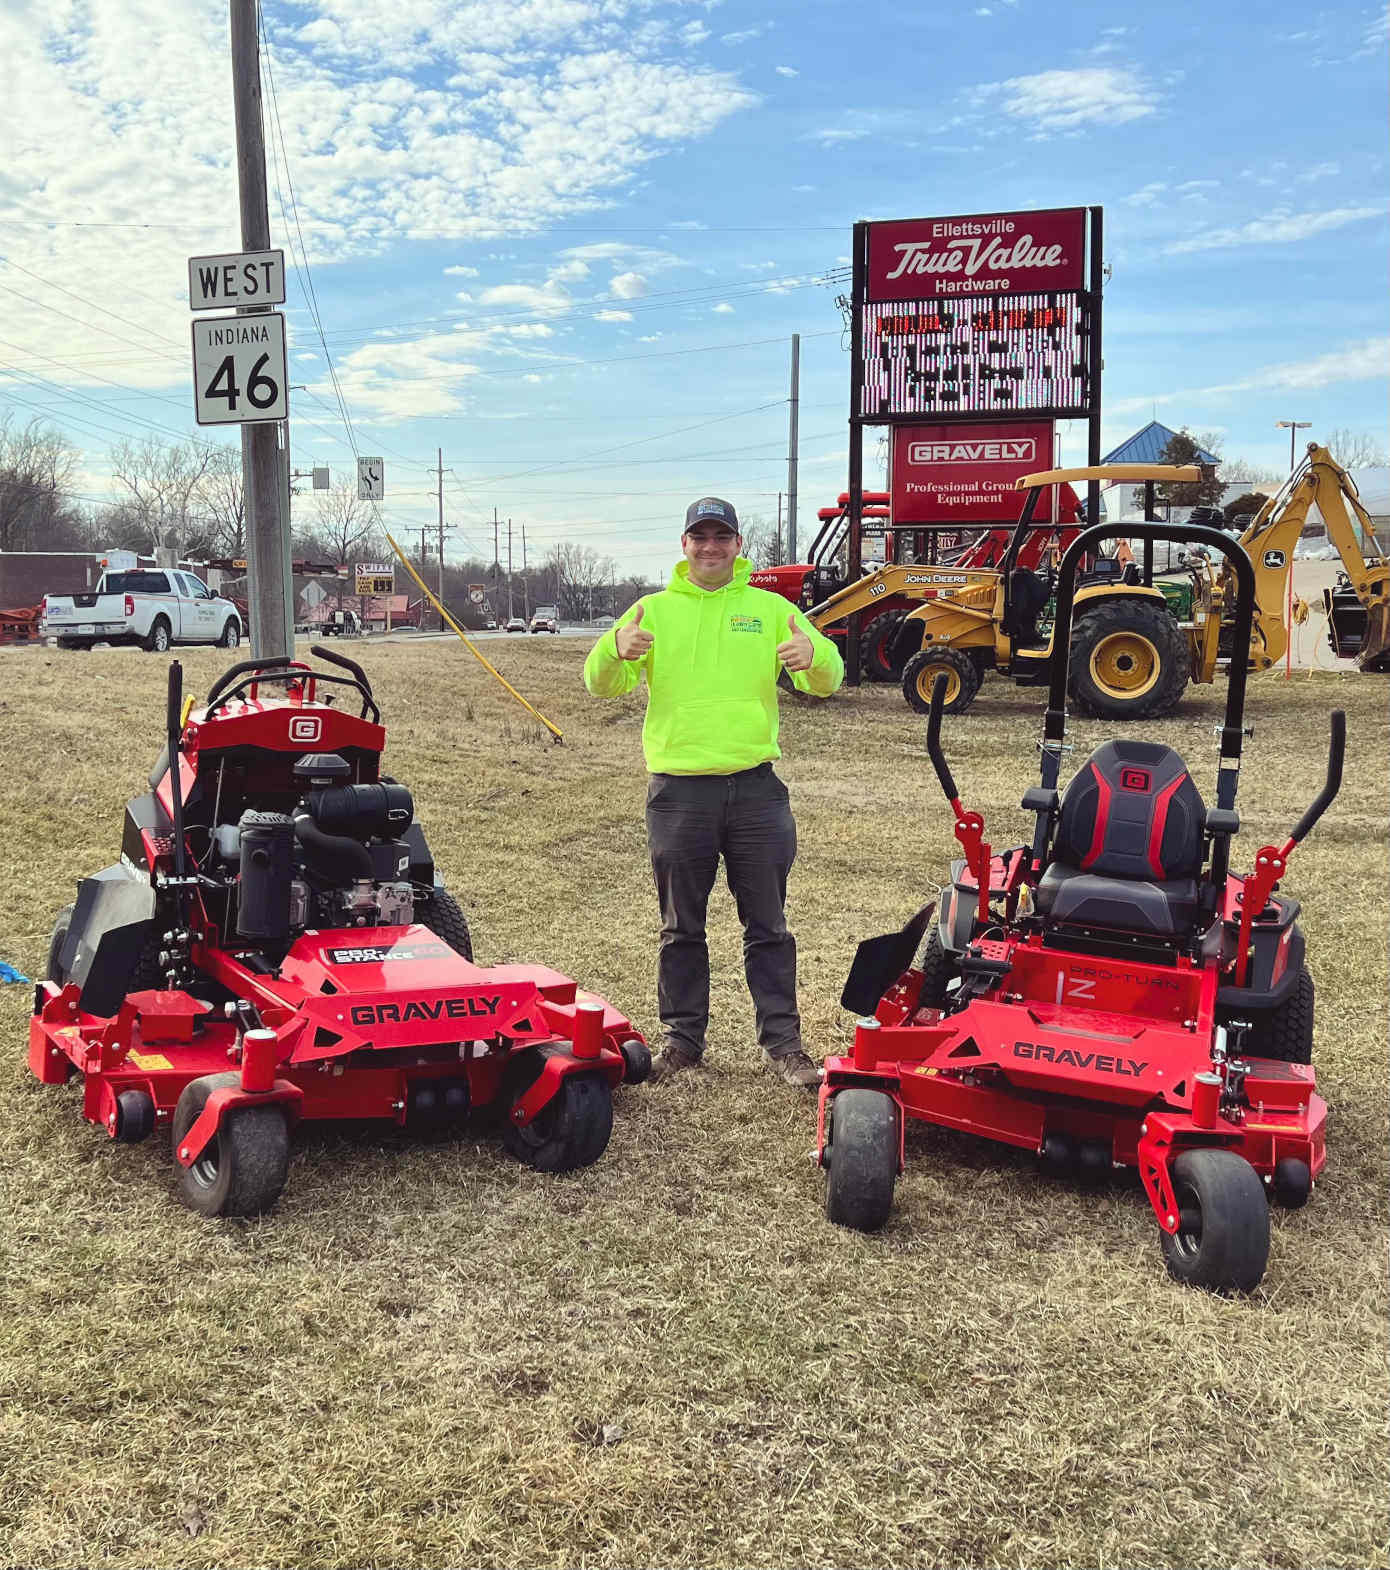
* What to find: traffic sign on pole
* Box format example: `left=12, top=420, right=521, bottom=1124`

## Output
left=188, top=248, right=286, bottom=310
left=191, top=313, right=288, bottom=424
left=357, top=457, right=384, bottom=500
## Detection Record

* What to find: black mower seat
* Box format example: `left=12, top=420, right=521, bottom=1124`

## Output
left=1036, top=739, right=1208, bottom=935
left=1034, top=864, right=1200, bottom=935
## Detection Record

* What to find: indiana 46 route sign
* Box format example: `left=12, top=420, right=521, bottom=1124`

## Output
left=190, top=313, right=288, bottom=425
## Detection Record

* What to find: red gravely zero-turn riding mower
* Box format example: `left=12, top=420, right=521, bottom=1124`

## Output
left=816, top=522, right=1343, bottom=1293
left=29, top=647, right=649, bottom=1217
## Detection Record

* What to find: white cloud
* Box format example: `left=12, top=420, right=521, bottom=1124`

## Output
left=713, top=302, right=735, bottom=313
left=1108, top=336, right=1389, bottom=416
left=792, top=183, right=817, bottom=192
left=638, top=334, right=662, bottom=342
left=594, top=308, right=633, bottom=322
left=1166, top=206, right=1384, bottom=254
left=775, top=65, right=798, bottom=77
left=479, top=282, right=572, bottom=315
left=972, top=67, right=1159, bottom=133
left=681, top=20, right=710, bottom=44
left=809, top=127, right=869, bottom=145
left=610, top=271, right=649, bottom=299
left=722, top=24, right=772, bottom=45
left=550, top=258, right=592, bottom=283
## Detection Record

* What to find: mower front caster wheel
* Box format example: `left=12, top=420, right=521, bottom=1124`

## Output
left=824, top=1088, right=898, bottom=1232
left=1159, top=1149, right=1270, bottom=1295
left=171, top=1073, right=290, bottom=1218
left=503, top=1060, right=613, bottom=1173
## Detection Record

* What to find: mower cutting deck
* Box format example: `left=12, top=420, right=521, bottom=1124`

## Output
left=817, top=522, right=1343, bottom=1294
left=30, top=647, right=649, bottom=1216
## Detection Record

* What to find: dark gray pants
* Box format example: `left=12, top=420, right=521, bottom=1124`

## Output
left=645, top=764, right=800, bottom=1060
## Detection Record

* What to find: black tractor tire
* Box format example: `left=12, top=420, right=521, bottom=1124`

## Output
left=902, top=646, right=982, bottom=716
left=219, top=619, right=241, bottom=649
left=415, top=888, right=473, bottom=960
left=916, top=925, right=957, bottom=1009
left=824, top=1088, right=898, bottom=1232
left=502, top=1059, right=613, bottom=1173
left=1068, top=599, right=1188, bottom=721
left=860, top=610, right=911, bottom=683
left=1159, top=1148, right=1270, bottom=1294
left=46, top=904, right=75, bottom=984
left=1218, top=969, right=1315, bottom=1065
left=171, top=1072, right=290, bottom=1218
left=144, top=618, right=172, bottom=654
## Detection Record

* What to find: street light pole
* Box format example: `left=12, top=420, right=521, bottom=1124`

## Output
left=1275, top=418, right=1312, bottom=474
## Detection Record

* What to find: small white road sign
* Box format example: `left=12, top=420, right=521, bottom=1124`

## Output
left=191, top=313, right=288, bottom=425
left=188, top=249, right=286, bottom=310
left=357, top=457, right=384, bottom=500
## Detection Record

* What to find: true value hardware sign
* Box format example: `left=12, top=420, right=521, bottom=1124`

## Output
left=188, top=248, right=289, bottom=426
left=851, top=206, right=1097, bottom=424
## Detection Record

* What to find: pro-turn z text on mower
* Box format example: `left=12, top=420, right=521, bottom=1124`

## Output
left=817, top=523, right=1343, bottom=1294
left=29, top=648, right=650, bottom=1217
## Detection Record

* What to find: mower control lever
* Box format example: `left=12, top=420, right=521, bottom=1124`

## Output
left=926, top=675, right=992, bottom=926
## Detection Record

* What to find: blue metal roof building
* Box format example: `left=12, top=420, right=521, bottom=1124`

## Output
left=1101, top=421, right=1221, bottom=466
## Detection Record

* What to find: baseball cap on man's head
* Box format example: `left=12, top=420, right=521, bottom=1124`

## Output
left=684, top=496, right=739, bottom=534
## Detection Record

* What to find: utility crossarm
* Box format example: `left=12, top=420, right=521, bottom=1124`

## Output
left=1236, top=445, right=1389, bottom=670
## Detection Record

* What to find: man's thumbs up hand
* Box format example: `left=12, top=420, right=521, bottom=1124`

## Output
left=615, top=602, right=655, bottom=661
left=777, top=611, right=814, bottom=672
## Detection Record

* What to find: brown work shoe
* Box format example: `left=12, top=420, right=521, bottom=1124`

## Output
left=767, top=1048, right=823, bottom=1090
left=648, top=1040, right=702, bottom=1083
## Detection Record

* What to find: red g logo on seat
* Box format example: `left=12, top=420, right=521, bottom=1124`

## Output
left=1119, top=767, right=1151, bottom=792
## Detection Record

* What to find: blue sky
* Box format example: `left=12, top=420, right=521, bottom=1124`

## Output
left=0, top=0, right=1385, bottom=579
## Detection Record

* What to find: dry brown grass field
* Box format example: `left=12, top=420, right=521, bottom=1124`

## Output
left=1, top=635, right=1386, bottom=1569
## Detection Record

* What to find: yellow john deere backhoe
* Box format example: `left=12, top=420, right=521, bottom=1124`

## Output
left=807, top=463, right=1208, bottom=721
left=1234, top=444, right=1388, bottom=672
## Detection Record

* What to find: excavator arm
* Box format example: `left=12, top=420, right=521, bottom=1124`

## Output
left=1237, top=446, right=1389, bottom=670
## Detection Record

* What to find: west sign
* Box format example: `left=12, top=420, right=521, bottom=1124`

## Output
left=891, top=421, right=1055, bottom=523
left=867, top=208, right=1085, bottom=302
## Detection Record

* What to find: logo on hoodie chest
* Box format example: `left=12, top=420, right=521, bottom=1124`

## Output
left=729, top=614, right=763, bottom=634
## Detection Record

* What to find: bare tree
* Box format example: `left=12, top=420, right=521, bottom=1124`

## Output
left=737, top=511, right=785, bottom=568
left=1324, top=428, right=1389, bottom=469
left=302, top=477, right=377, bottom=608
left=1219, top=456, right=1282, bottom=488
left=544, top=541, right=616, bottom=619
left=0, top=416, right=79, bottom=551
left=110, top=435, right=215, bottom=556
left=195, top=446, right=247, bottom=559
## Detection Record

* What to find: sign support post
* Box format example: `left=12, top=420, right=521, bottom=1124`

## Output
left=230, top=0, right=292, bottom=661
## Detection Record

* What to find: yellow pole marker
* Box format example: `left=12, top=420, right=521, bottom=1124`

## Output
left=384, top=531, right=564, bottom=743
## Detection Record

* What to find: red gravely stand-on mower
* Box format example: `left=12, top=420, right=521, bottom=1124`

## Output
left=29, top=647, right=649, bottom=1217
left=816, top=523, right=1344, bottom=1293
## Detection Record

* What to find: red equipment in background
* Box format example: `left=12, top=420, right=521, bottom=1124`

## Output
left=816, top=520, right=1342, bottom=1295
left=29, top=647, right=649, bottom=1216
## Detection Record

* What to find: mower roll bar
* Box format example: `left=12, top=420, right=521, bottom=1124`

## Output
left=204, top=652, right=380, bottom=723
left=1043, top=523, right=1257, bottom=811
left=310, top=643, right=374, bottom=696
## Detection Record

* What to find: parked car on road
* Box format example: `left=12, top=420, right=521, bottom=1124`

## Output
left=42, top=568, right=241, bottom=652
left=505, top=616, right=527, bottom=632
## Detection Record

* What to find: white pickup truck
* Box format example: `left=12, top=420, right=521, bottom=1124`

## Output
left=42, top=567, right=242, bottom=652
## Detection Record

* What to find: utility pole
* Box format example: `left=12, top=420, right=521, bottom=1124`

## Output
left=520, top=522, right=529, bottom=619
left=493, top=508, right=500, bottom=616
left=230, top=0, right=292, bottom=660
left=786, top=332, right=800, bottom=562
left=436, top=447, right=446, bottom=631
left=776, top=492, right=783, bottom=565
left=506, top=517, right=514, bottom=619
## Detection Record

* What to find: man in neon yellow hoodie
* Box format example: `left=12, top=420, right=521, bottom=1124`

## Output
left=583, top=496, right=844, bottom=1088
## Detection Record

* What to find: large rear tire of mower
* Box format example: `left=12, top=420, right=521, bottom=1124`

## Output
left=860, top=610, right=910, bottom=683
left=1159, top=1148, right=1270, bottom=1295
left=502, top=1060, right=613, bottom=1174
left=1068, top=600, right=1188, bottom=721
left=171, top=1072, right=290, bottom=1218
left=916, top=925, right=957, bottom=1010
left=902, top=646, right=981, bottom=716
left=824, top=1088, right=898, bottom=1232
left=416, top=888, right=473, bottom=960
left=46, top=904, right=75, bottom=984
left=1253, top=968, right=1315, bottom=1065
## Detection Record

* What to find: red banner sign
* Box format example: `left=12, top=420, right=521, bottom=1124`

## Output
left=867, top=208, right=1085, bottom=302
left=891, top=421, right=1055, bottom=523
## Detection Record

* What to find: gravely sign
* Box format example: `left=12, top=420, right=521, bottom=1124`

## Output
left=891, top=421, right=1055, bottom=523
left=867, top=208, right=1085, bottom=303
